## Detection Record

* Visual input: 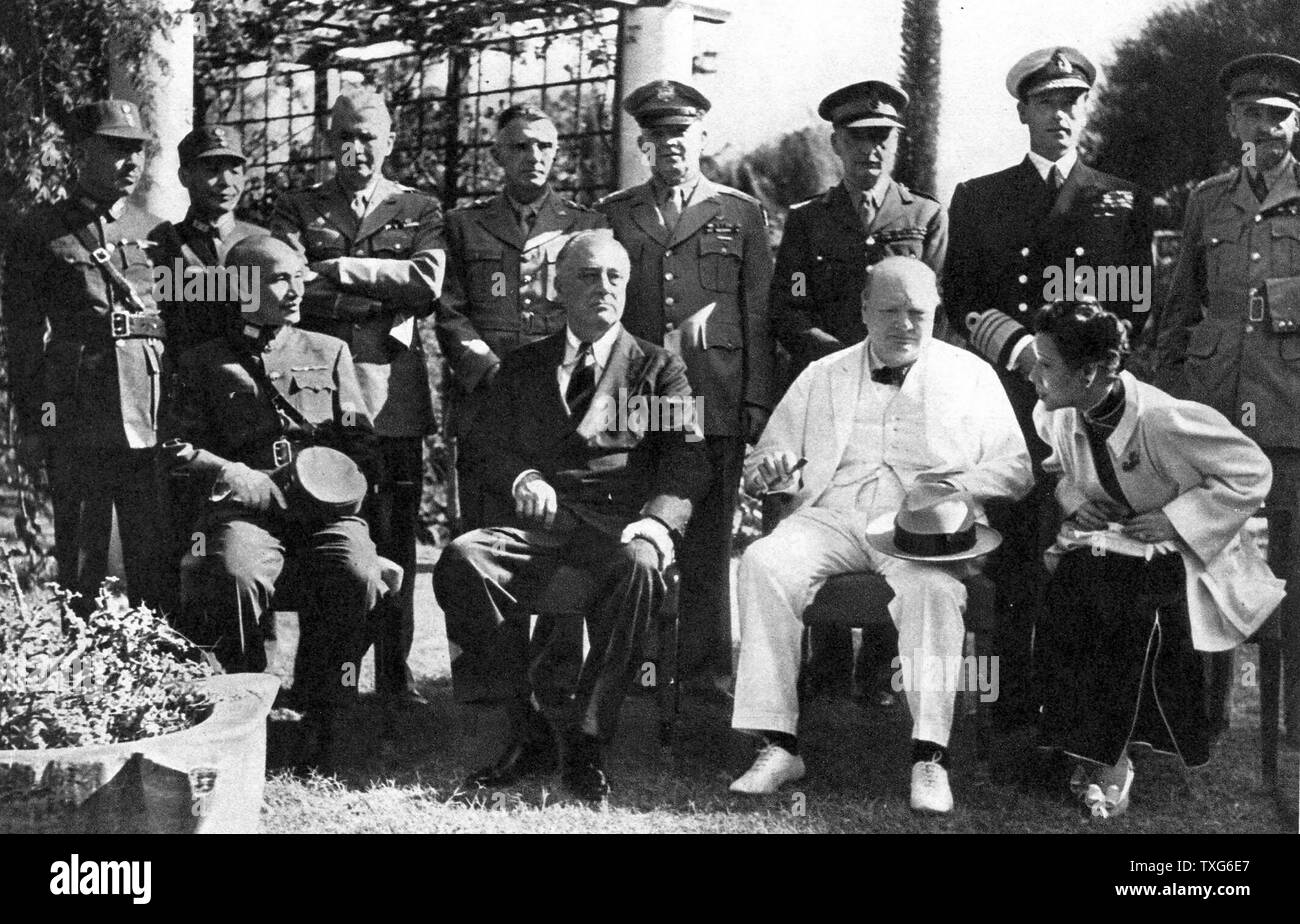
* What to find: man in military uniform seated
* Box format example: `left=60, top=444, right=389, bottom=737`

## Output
left=432, top=231, right=710, bottom=802
left=162, top=235, right=386, bottom=755
left=149, top=124, right=266, bottom=358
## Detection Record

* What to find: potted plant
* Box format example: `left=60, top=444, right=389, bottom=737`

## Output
left=0, top=572, right=279, bottom=833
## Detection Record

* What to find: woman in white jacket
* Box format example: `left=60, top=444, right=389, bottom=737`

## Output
left=1029, top=299, right=1274, bottom=820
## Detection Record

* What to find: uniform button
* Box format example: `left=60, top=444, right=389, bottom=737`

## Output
left=1075, top=246, right=1085, bottom=256
left=1018, top=274, right=1028, bottom=284
left=1018, top=303, right=1028, bottom=312
left=665, top=297, right=675, bottom=306
left=664, top=272, right=674, bottom=280
left=1252, top=252, right=1261, bottom=261
left=1020, top=247, right=1030, bottom=258
left=1255, top=214, right=1263, bottom=223
left=522, top=275, right=532, bottom=283
left=866, top=237, right=875, bottom=246
left=665, top=322, right=675, bottom=332
left=1245, top=324, right=1254, bottom=333
left=665, top=250, right=672, bottom=258
left=523, top=296, right=533, bottom=304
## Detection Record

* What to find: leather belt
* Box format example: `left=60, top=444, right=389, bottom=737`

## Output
left=110, top=310, right=167, bottom=340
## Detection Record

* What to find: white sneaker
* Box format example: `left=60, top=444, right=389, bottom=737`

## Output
left=730, top=744, right=806, bottom=794
left=910, top=758, right=954, bottom=813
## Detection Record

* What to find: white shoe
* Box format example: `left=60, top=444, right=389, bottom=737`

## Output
left=730, top=744, right=806, bottom=794
left=910, top=758, right=954, bottom=813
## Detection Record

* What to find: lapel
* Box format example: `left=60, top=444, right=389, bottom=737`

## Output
left=575, top=326, right=644, bottom=439
left=178, top=218, right=218, bottom=266
left=355, top=177, right=406, bottom=243
left=529, top=332, right=571, bottom=434
left=626, top=183, right=672, bottom=248
left=478, top=192, right=527, bottom=250
left=828, top=340, right=867, bottom=467
left=1229, top=167, right=1259, bottom=217
left=827, top=182, right=865, bottom=239
left=867, top=179, right=906, bottom=234
left=1258, top=157, right=1300, bottom=213
left=524, top=189, right=575, bottom=253
left=668, top=177, right=725, bottom=248
left=1048, top=159, right=1095, bottom=219
left=1008, top=156, right=1053, bottom=237
left=312, top=179, right=361, bottom=242
left=1107, top=371, right=1144, bottom=478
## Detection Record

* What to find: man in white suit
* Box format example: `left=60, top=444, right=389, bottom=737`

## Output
left=729, top=258, right=1033, bottom=812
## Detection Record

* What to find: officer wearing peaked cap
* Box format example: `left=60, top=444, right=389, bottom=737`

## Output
left=943, top=48, right=1154, bottom=745
left=2, top=99, right=168, bottom=612
left=598, top=79, right=776, bottom=685
left=1146, top=52, right=1300, bottom=744
left=150, top=124, right=267, bottom=358
left=270, top=86, right=445, bottom=707
left=770, top=78, right=949, bottom=698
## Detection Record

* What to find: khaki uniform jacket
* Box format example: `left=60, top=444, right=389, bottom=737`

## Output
left=270, top=176, right=444, bottom=437
left=597, top=177, right=776, bottom=437
left=771, top=179, right=946, bottom=373
left=1148, top=160, right=1300, bottom=449
left=161, top=325, right=374, bottom=484
left=3, top=195, right=165, bottom=448
left=436, top=188, right=608, bottom=403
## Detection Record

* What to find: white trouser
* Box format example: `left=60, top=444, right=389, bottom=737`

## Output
left=731, top=506, right=968, bottom=746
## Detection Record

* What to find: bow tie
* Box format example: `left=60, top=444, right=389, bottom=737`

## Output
left=870, top=364, right=911, bottom=386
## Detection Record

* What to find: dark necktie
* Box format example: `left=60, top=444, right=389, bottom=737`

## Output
left=1249, top=171, right=1268, bottom=203
left=870, top=364, right=910, bottom=386
left=565, top=342, right=596, bottom=418
left=519, top=204, right=537, bottom=239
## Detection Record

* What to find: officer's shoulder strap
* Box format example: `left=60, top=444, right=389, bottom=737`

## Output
left=1194, top=169, right=1235, bottom=194
left=897, top=182, right=939, bottom=204
left=559, top=196, right=600, bottom=212
left=596, top=186, right=640, bottom=207
left=714, top=184, right=763, bottom=208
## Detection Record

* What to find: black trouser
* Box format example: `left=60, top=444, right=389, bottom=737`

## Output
left=433, top=511, right=666, bottom=742
left=1038, top=549, right=1207, bottom=767
left=363, top=436, right=423, bottom=697
left=677, top=434, right=745, bottom=679
left=47, top=440, right=165, bottom=613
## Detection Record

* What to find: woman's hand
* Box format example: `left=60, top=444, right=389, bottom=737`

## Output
left=1121, top=510, right=1179, bottom=544
left=1069, top=499, right=1126, bottom=531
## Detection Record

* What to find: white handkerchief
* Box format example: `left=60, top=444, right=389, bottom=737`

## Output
left=389, top=312, right=415, bottom=349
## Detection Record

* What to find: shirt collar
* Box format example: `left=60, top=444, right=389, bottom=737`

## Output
left=337, top=174, right=385, bottom=210
left=1026, top=148, right=1078, bottom=182
left=565, top=322, right=621, bottom=369
left=506, top=187, right=548, bottom=219
left=187, top=209, right=237, bottom=239
left=650, top=176, right=700, bottom=206
left=842, top=174, right=891, bottom=209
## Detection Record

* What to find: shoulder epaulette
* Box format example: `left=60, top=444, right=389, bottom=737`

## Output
left=596, top=186, right=640, bottom=206
left=715, top=185, right=763, bottom=208
left=1194, top=170, right=1236, bottom=193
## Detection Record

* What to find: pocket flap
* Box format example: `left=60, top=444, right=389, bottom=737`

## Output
left=1185, top=324, right=1222, bottom=358
left=290, top=369, right=334, bottom=392
left=698, top=236, right=740, bottom=258
left=1264, top=276, right=1300, bottom=333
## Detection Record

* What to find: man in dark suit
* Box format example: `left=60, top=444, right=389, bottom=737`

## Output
left=943, top=47, right=1154, bottom=744
left=770, top=79, right=948, bottom=699
left=432, top=230, right=710, bottom=802
left=598, top=80, right=776, bottom=688
left=271, top=87, right=444, bottom=708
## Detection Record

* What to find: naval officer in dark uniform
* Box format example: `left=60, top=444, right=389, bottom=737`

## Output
left=3, top=100, right=167, bottom=611
left=597, top=80, right=776, bottom=685
left=943, top=47, right=1154, bottom=746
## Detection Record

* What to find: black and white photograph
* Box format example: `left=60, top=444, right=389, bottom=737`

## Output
left=0, top=0, right=1296, bottom=875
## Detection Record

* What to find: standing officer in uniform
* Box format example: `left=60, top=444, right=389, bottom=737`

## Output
left=770, top=79, right=948, bottom=698
left=1147, top=53, right=1300, bottom=745
left=437, top=103, right=608, bottom=530
left=772, top=79, right=946, bottom=375
left=3, top=100, right=167, bottom=611
left=150, top=125, right=265, bottom=357
left=163, top=235, right=385, bottom=762
left=943, top=48, right=1154, bottom=747
left=598, top=80, right=776, bottom=685
left=271, top=87, right=444, bottom=707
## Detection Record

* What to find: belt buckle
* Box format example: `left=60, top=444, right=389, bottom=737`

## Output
left=110, top=311, right=130, bottom=338
left=272, top=438, right=293, bottom=468
left=90, top=246, right=111, bottom=265
left=1249, top=289, right=1266, bottom=323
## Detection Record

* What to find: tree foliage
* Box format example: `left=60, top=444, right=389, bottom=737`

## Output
left=896, top=0, right=940, bottom=195
left=1089, top=0, right=1300, bottom=220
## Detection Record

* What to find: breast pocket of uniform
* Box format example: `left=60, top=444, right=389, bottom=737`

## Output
left=304, top=226, right=348, bottom=260
left=370, top=224, right=415, bottom=258
left=1269, top=217, right=1300, bottom=271
left=698, top=235, right=743, bottom=293
left=466, top=248, right=506, bottom=300
left=1202, top=223, right=1246, bottom=293
left=288, top=369, right=336, bottom=421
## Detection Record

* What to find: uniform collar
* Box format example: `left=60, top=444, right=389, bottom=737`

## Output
left=335, top=174, right=385, bottom=212
left=1255, top=151, right=1298, bottom=189
left=1026, top=148, right=1078, bottom=182
left=564, top=322, right=621, bottom=370
left=73, top=188, right=128, bottom=221
left=186, top=209, right=237, bottom=239
left=506, top=186, right=550, bottom=219
left=650, top=175, right=701, bottom=206
left=239, top=322, right=290, bottom=353
left=842, top=174, right=892, bottom=210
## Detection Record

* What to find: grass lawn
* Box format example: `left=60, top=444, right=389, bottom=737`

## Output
left=259, top=556, right=1298, bottom=833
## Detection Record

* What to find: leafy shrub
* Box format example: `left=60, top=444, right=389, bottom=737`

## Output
left=0, top=577, right=214, bottom=750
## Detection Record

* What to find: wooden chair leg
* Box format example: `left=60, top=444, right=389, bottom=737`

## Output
left=1258, top=637, right=1281, bottom=792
